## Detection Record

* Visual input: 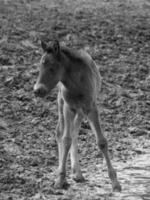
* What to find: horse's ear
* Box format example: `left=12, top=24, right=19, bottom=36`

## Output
left=52, top=40, right=60, bottom=58
left=41, top=40, right=48, bottom=51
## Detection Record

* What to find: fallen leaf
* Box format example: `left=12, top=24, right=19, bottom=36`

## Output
left=0, top=119, right=8, bottom=130
left=21, top=40, right=37, bottom=49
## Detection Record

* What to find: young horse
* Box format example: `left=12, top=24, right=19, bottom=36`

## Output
left=34, top=40, right=121, bottom=191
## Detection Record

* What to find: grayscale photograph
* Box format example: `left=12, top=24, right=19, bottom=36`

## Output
left=0, top=0, right=150, bottom=199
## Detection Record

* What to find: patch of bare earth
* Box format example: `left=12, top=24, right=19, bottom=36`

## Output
left=0, top=0, right=150, bottom=199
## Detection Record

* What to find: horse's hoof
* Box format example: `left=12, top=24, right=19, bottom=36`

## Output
left=72, top=172, right=85, bottom=182
left=113, top=182, right=122, bottom=192
left=54, top=178, right=69, bottom=189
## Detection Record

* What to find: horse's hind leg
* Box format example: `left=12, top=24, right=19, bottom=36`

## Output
left=70, top=112, right=84, bottom=182
left=88, top=105, right=121, bottom=192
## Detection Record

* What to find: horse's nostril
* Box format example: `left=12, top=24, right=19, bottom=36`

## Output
left=34, top=89, right=39, bottom=96
left=34, top=87, right=47, bottom=97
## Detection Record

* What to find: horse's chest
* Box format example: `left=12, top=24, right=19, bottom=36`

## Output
left=62, top=89, right=92, bottom=111
left=62, top=90, right=84, bottom=105
left=59, top=82, right=94, bottom=114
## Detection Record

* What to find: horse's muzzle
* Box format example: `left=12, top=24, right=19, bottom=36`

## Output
left=34, top=84, right=48, bottom=98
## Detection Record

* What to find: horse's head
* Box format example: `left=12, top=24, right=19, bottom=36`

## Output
left=34, top=40, right=62, bottom=97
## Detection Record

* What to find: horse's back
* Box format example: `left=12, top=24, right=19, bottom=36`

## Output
left=79, top=49, right=102, bottom=94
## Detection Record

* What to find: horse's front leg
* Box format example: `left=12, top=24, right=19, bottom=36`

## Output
left=70, top=113, right=84, bottom=182
left=56, top=92, right=64, bottom=169
left=54, top=103, right=75, bottom=189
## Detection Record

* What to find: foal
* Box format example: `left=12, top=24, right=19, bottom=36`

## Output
left=34, top=40, right=121, bottom=191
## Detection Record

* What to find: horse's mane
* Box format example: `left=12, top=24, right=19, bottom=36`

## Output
left=61, top=46, right=85, bottom=64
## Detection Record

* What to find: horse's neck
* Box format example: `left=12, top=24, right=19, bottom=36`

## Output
left=60, top=53, right=83, bottom=93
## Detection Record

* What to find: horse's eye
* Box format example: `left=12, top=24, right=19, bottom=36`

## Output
left=42, top=59, right=46, bottom=65
left=49, top=67, right=54, bottom=73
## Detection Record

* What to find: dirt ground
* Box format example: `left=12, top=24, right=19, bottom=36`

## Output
left=0, top=0, right=150, bottom=199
